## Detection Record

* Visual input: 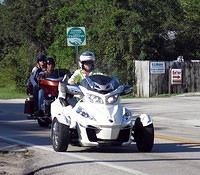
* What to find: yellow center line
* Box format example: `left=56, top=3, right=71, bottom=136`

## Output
left=155, top=133, right=200, bottom=144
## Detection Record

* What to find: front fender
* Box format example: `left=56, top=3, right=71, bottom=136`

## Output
left=51, top=98, right=71, bottom=126
left=139, top=113, right=153, bottom=127
left=53, top=113, right=71, bottom=126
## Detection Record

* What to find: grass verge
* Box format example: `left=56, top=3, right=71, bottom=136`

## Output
left=0, top=86, right=26, bottom=99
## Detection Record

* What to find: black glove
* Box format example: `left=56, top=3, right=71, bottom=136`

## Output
left=59, top=97, right=68, bottom=107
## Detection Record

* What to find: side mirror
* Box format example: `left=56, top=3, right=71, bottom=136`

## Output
left=121, top=85, right=133, bottom=96
left=66, top=85, right=83, bottom=96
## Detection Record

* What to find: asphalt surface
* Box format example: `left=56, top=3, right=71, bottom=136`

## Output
left=0, top=95, right=200, bottom=175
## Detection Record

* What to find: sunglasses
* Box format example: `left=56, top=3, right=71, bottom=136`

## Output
left=83, top=61, right=94, bottom=65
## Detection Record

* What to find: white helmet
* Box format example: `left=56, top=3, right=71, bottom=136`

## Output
left=79, top=51, right=95, bottom=62
left=79, top=51, right=95, bottom=71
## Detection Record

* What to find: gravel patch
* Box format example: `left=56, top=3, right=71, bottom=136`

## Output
left=0, top=141, right=34, bottom=175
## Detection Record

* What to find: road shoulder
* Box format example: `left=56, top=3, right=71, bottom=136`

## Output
left=0, top=138, right=34, bottom=175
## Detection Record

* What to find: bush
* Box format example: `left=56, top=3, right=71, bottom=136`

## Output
left=0, top=43, right=35, bottom=92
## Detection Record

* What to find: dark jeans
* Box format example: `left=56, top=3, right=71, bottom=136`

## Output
left=33, top=85, right=39, bottom=111
left=38, top=89, right=44, bottom=111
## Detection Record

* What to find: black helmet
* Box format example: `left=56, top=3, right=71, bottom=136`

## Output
left=46, top=57, right=55, bottom=66
left=36, top=54, right=46, bottom=63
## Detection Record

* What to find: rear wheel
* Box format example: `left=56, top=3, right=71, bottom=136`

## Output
left=37, top=118, right=50, bottom=127
left=36, top=110, right=51, bottom=127
left=52, top=118, right=70, bottom=152
left=134, top=117, right=154, bottom=152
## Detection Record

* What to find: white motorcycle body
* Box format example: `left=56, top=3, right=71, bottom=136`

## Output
left=51, top=75, right=154, bottom=152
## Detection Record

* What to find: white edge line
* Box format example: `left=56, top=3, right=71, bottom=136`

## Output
left=0, top=136, right=149, bottom=175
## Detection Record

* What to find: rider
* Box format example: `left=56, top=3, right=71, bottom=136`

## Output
left=58, top=51, right=96, bottom=106
left=37, top=57, right=59, bottom=114
left=38, top=57, right=59, bottom=79
left=28, top=54, right=47, bottom=111
left=68, top=51, right=96, bottom=84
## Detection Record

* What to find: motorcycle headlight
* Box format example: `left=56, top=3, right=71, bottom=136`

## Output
left=106, top=94, right=119, bottom=104
left=87, top=94, right=104, bottom=104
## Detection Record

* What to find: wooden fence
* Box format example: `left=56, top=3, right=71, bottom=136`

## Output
left=135, top=60, right=200, bottom=97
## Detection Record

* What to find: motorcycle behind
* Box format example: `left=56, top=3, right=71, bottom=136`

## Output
left=24, top=77, right=61, bottom=127
left=50, top=74, right=154, bottom=152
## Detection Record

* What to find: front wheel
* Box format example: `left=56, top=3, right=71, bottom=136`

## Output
left=133, top=118, right=154, bottom=152
left=51, top=118, right=70, bottom=152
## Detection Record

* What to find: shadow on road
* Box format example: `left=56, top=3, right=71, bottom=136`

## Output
left=67, top=142, right=200, bottom=153
left=0, top=102, right=25, bottom=121
left=26, top=147, right=200, bottom=175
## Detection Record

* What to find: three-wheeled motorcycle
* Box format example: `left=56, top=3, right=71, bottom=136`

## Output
left=50, top=74, right=154, bottom=152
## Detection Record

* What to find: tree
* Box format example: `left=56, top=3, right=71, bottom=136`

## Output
left=177, top=0, right=200, bottom=58
left=1, top=0, right=200, bottom=92
left=48, top=0, right=140, bottom=83
left=0, top=0, right=71, bottom=90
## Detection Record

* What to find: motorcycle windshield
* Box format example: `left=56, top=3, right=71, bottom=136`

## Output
left=80, top=74, right=120, bottom=94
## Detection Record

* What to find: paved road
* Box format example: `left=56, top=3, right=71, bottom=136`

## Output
left=0, top=97, right=200, bottom=175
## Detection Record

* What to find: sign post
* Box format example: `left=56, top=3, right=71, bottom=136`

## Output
left=168, top=68, right=182, bottom=94
left=67, top=27, right=86, bottom=67
left=171, top=69, right=182, bottom=85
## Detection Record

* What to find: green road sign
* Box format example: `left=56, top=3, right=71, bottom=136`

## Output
left=67, top=27, right=86, bottom=46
